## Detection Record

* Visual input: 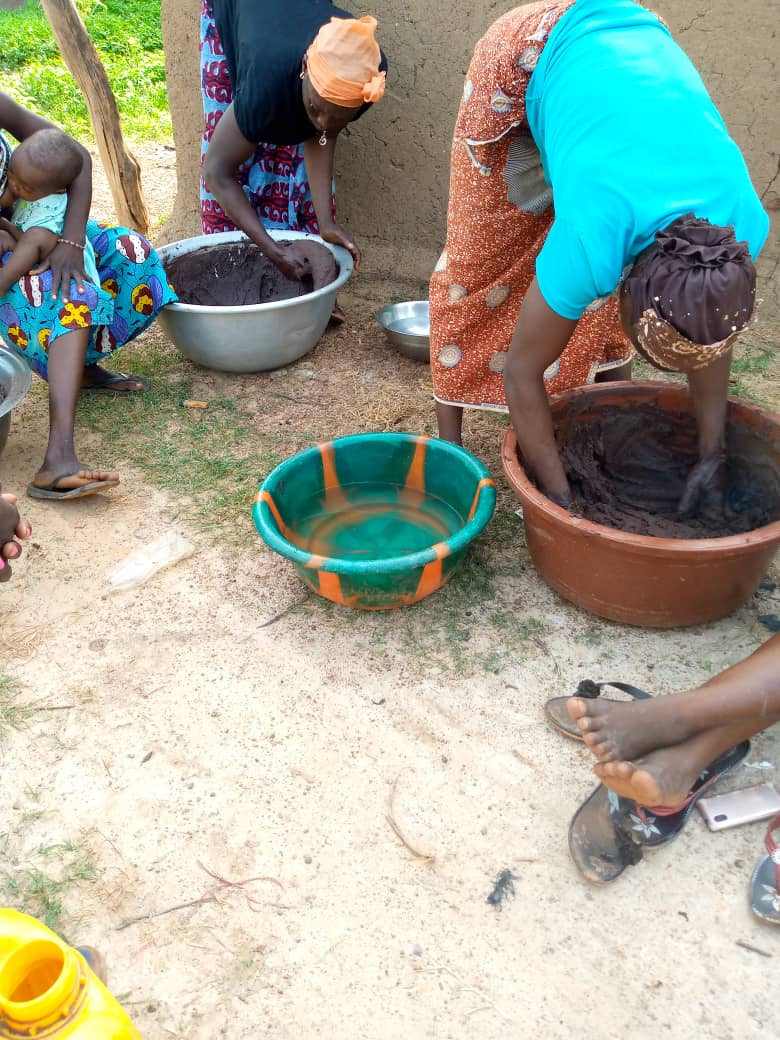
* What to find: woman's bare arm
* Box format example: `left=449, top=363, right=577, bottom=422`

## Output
left=503, top=279, right=578, bottom=506
left=303, top=135, right=360, bottom=267
left=203, top=104, right=307, bottom=281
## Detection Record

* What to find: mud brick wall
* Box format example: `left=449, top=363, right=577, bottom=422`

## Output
left=161, top=0, right=779, bottom=279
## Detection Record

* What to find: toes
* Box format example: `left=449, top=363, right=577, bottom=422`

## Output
left=587, top=737, right=614, bottom=761
left=77, top=470, right=119, bottom=483
left=596, top=759, right=634, bottom=780
left=567, top=697, right=588, bottom=722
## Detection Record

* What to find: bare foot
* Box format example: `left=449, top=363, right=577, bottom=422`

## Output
left=594, top=744, right=702, bottom=807
left=32, top=468, right=120, bottom=491
left=567, top=695, right=693, bottom=762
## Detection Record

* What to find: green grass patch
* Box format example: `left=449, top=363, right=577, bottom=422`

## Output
left=732, top=349, right=774, bottom=375
left=0, top=676, right=34, bottom=743
left=1, top=0, right=171, bottom=141
left=77, top=336, right=313, bottom=541
left=727, top=348, right=775, bottom=403
left=0, top=838, right=100, bottom=937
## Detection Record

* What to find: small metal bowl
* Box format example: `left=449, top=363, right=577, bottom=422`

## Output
left=376, top=300, right=430, bottom=363
left=0, top=346, right=32, bottom=458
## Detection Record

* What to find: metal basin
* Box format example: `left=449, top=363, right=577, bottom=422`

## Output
left=157, top=230, right=354, bottom=373
left=376, top=300, right=430, bottom=362
left=0, top=346, right=32, bottom=458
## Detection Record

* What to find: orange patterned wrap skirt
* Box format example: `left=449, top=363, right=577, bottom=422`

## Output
left=430, top=1, right=632, bottom=411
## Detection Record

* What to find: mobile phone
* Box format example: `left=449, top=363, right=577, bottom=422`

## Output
left=697, top=783, right=780, bottom=832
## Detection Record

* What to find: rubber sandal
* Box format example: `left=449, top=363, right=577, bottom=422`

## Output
left=568, top=783, right=644, bottom=884
left=27, top=472, right=120, bottom=500
left=750, top=812, right=780, bottom=924
left=545, top=679, right=654, bottom=741
left=627, top=740, right=751, bottom=848
left=568, top=741, right=751, bottom=884
left=80, top=371, right=150, bottom=395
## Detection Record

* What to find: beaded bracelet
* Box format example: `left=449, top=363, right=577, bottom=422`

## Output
left=58, top=237, right=85, bottom=250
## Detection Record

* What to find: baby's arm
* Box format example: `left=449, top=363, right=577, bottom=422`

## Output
left=0, top=226, right=57, bottom=295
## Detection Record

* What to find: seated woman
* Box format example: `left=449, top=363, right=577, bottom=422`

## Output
left=430, top=0, right=768, bottom=516
left=0, top=485, right=30, bottom=582
left=0, top=91, right=176, bottom=500
left=200, top=0, right=387, bottom=286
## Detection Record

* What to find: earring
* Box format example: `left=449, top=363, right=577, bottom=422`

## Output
left=319, top=132, right=327, bottom=147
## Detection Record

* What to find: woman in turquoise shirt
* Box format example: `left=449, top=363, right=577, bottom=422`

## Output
left=430, top=0, right=768, bottom=516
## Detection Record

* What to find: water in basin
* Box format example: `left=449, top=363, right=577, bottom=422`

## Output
left=292, top=483, right=463, bottom=560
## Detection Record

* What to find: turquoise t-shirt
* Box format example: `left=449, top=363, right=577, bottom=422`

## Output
left=526, top=0, right=769, bottom=320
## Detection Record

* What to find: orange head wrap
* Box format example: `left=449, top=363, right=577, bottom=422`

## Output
left=305, top=15, right=386, bottom=109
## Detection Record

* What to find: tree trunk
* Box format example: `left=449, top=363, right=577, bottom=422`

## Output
left=39, top=0, right=149, bottom=234
left=158, top=0, right=201, bottom=244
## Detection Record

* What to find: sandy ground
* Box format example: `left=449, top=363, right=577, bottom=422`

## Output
left=1, top=143, right=779, bottom=1039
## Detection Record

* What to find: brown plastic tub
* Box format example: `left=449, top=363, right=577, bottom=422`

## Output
left=501, top=381, right=780, bottom=628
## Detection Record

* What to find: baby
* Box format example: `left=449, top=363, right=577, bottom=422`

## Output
left=0, top=128, right=99, bottom=296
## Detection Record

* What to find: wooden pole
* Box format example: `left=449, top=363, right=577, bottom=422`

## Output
left=39, top=0, right=149, bottom=234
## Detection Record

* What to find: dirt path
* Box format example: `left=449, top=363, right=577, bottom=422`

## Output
left=1, top=145, right=778, bottom=1039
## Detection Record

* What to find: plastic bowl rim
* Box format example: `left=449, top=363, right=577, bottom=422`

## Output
left=254, top=432, right=496, bottom=573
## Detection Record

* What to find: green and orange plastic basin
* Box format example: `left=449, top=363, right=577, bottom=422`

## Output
left=253, top=433, right=496, bottom=609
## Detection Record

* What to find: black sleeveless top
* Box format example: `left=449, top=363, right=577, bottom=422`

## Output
left=212, top=0, right=388, bottom=145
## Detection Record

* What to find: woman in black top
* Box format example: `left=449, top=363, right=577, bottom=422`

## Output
left=200, top=0, right=387, bottom=282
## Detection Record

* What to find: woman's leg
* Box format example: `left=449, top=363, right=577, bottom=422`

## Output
left=568, top=633, right=780, bottom=762
left=436, top=401, right=464, bottom=444
left=594, top=359, right=632, bottom=382
left=33, top=328, right=118, bottom=490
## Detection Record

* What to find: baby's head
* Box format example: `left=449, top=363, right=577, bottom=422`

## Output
left=4, top=129, right=83, bottom=205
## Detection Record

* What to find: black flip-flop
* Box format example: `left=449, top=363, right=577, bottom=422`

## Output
left=750, top=813, right=780, bottom=925
left=545, top=679, right=654, bottom=741
left=27, top=472, right=119, bottom=500
left=80, top=371, right=150, bottom=395
left=569, top=740, right=751, bottom=885
left=568, top=783, right=644, bottom=884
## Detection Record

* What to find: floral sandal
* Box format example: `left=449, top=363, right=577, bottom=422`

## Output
left=568, top=741, right=750, bottom=885
left=622, top=741, right=750, bottom=849
left=750, top=813, right=780, bottom=924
